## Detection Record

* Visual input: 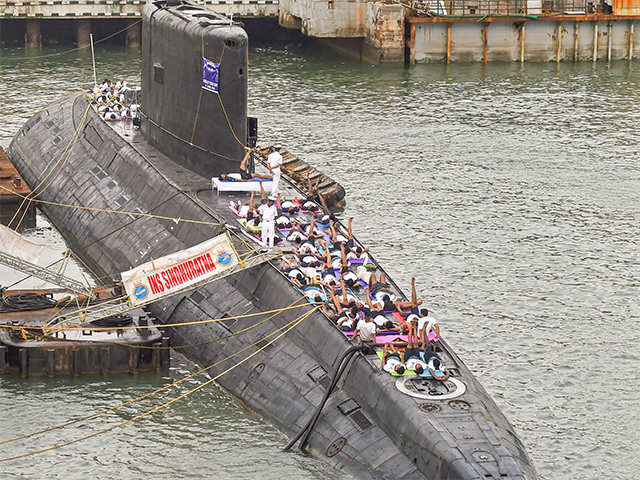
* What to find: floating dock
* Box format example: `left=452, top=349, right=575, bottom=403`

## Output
left=0, top=288, right=167, bottom=378
left=0, top=147, right=35, bottom=231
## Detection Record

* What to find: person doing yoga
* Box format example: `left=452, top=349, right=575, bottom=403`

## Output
left=403, top=322, right=426, bottom=375
left=219, top=148, right=273, bottom=181
left=382, top=343, right=406, bottom=375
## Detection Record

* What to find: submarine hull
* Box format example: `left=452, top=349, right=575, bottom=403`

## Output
left=7, top=2, right=536, bottom=478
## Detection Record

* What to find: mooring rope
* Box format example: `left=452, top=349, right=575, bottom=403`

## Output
left=0, top=305, right=318, bottom=462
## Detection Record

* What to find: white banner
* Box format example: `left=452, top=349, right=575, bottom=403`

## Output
left=0, top=224, right=48, bottom=264
left=121, top=234, right=239, bottom=306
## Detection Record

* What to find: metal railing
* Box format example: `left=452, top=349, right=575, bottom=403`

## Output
left=412, top=0, right=589, bottom=15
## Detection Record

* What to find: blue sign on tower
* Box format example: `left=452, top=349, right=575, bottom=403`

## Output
left=202, top=58, right=220, bottom=93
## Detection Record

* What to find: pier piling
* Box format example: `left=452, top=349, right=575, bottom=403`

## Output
left=47, top=349, right=56, bottom=378
left=25, top=19, right=41, bottom=49
left=77, top=19, right=91, bottom=49
left=0, top=346, right=7, bottom=374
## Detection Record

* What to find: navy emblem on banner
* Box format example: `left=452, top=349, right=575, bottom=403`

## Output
left=201, top=58, right=220, bottom=93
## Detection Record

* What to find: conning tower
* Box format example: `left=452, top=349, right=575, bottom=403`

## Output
left=141, top=1, right=248, bottom=177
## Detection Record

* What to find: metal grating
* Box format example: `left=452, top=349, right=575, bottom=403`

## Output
left=190, top=290, right=206, bottom=304
left=349, top=410, right=373, bottom=431
left=337, top=398, right=360, bottom=416
left=306, top=365, right=327, bottom=383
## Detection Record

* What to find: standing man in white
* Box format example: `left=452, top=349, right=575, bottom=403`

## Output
left=267, top=145, right=283, bottom=194
left=258, top=195, right=278, bottom=248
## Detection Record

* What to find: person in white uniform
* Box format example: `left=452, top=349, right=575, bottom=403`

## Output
left=258, top=195, right=278, bottom=248
left=267, top=145, right=283, bottom=194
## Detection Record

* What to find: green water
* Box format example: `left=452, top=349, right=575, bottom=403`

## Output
left=1, top=43, right=639, bottom=479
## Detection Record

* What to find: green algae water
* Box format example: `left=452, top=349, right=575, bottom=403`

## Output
left=1, top=44, right=639, bottom=479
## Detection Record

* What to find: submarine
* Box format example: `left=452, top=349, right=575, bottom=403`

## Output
left=7, top=2, right=537, bottom=478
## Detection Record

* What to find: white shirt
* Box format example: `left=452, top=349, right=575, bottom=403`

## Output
left=373, top=314, right=388, bottom=327
left=374, top=290, right=396, bottom=303
left=343, top=271, right=358, bottom=282
left=406, top=357, right=425, bottom=372
left=355, top=320, right=376, bottom=341
left=383, top=356, right=403, bottom=374
left=339, top=316, right=356, bottom=329
left=267, top=151, right=282, bottom=171
left=418, top=316, right=437, bottom=335
left=258, top=204, right=277, bottom=222
left=287, top=231, right=307, bottom=242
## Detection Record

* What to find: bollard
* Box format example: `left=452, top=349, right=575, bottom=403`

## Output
left=47, top=349, right=56, bottom=378
left=0, top=346, right=6, bottom=373
left=161, top=336, right=170, bottom=370
left=100, top=347, right=110, bottom=376
left=19, top=348, right=27, bottom=378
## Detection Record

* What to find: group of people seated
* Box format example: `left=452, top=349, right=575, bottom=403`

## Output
left=227, top=179, right=449, bottom=380
left=91, top=77, right=139, bottom=124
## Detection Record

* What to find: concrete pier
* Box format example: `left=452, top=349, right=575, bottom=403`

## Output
left=407, top=15, right=640, bottom=63
left=279, top=0, right=405, bottom=62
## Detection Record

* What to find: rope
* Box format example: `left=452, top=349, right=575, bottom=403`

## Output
left=0, top=302, right=314, bottom=332
left=0, top=20, right=143, bottom=63
left=0, top=297, right=306, bottom=447
left=0, top=91, right=86, bottom=121
left=0, top=184, right=221, bottom=227
left=0, top=305, right=318, bottom=462
left=10, top=102, right=93, bottom=230
left=217, top=92, right=245, bottom=147
left=106, top=296, right=306, bottom=350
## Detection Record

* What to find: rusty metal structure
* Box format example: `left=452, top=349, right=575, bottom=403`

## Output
left=0, top=147, right=35, bottom=230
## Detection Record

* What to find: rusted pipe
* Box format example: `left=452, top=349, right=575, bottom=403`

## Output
left=607, top=23, right=612, bottom=62
left=446, top=24, right=452, bottom=64
left=574, top=22, right=579, bottom=62
left=520, top=24, right=525, bottom=63
left=593, top=23, right=599, bottom=62
left=483, top=23, right=488, bottom=64
left=557, top=22, right=562, bottom=63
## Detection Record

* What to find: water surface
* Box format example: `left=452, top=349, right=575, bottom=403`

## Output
left=1, top=44, right=639, bottom=479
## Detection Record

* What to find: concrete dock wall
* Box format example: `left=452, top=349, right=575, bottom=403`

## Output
left=409, top=16, right=639, bottom=63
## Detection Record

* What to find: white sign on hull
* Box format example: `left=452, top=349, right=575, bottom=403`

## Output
left=121, top=234, right=239, bottom=306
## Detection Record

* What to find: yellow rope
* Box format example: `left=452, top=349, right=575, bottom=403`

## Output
left=0, top=302, right=314, bottom=332
left=217, top=93, right=245, bottom=147
left=0, top=184, right=220, bottom=227
left=106, top=296, right=306, bottom=350
left=0, top=298, right=307, bottom=446
left=56, top=249, right=71, bottom=274
left=9, top=102, right=92, bottom=230
left=0, top=305, right=318, bottom=461
left=0, top=91, right=86, bottom=121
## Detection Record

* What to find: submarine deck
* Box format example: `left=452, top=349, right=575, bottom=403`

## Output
left=106, top=120, right=461, bottom=385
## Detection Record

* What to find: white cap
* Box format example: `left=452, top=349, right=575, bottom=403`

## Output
left=268, top=195, right=276, bottom=201
left=274, top=145, right=282, bottom=150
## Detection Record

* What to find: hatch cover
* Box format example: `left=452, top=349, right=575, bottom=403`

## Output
left=395, top=377, right=466, bottom=400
